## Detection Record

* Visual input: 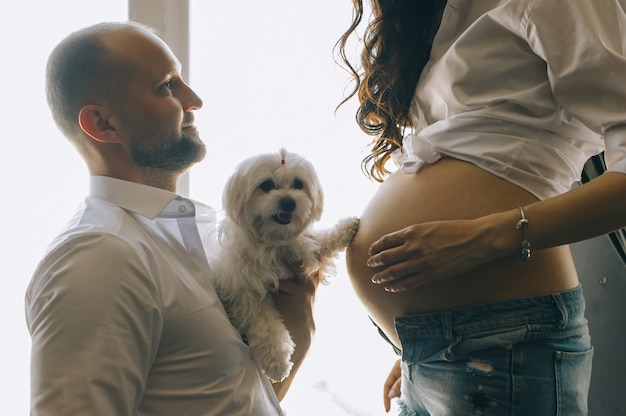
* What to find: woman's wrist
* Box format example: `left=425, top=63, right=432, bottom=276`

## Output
left=478, top=208, right=529, bottom=262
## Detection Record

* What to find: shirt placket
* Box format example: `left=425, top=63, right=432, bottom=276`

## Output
left=162, top=197, right=210, bottom=268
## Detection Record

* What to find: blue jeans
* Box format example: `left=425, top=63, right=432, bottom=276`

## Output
left=394, top=285, right=593, bottom=415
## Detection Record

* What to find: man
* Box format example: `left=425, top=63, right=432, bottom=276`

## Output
left=26, top=21, right=318, bottom=415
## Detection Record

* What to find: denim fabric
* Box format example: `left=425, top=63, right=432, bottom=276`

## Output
left=394, top=286, right=593, bottom=415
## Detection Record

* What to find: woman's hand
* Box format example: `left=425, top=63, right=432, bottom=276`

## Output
left=367, top=217, right=503, bottom=292
left=383, top=359, right=402, bottom=412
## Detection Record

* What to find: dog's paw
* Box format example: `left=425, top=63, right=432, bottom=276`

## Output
left=246, top=315, right=296, bottom=383
left=262, top=356, right=294, bottom=383
left=315, top=216, right=359, bottom=253
left=253, top=334, right=295, bottom=382
left=336, top=216, right=360, bottom=246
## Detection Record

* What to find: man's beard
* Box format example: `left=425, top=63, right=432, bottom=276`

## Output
left=130, top=131, right=206, bottom=173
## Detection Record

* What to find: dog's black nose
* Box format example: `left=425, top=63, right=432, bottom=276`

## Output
left=279, top=197, right=296, bottom=212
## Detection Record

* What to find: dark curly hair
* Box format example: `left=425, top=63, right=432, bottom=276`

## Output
left=335, top=0, right=445, bottom=181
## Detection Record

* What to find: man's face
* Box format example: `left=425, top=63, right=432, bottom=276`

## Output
left=105, top=27, right=206, bottom=173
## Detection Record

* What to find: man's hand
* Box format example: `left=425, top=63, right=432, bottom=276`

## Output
left=270, top=267, right=320, bottom=400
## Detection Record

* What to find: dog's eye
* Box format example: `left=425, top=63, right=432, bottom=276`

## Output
left=293, top=179, right=304, bottom=190
left=259, top=180, right=276, bottom=192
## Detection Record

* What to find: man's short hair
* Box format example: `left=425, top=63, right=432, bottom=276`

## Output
left=45, top=22, right=141, bottom=142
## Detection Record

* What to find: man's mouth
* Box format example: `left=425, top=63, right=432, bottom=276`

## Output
left=272, top=213, right=292, bottom=225
left=182, top=114, right=195, bottom=128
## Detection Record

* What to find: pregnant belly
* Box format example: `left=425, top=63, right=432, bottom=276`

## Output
left=346, top=158, right=578, bottom=349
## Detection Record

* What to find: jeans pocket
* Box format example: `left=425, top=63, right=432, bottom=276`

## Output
left=555, top=347, right=594, bottom=416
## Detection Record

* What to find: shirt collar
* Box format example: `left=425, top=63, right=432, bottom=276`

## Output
left=89, top=176, right=179, bottom=220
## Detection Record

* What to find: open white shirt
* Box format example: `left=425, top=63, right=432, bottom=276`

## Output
left=393, top=0, right=626, bottom=200
left=26, top=176, right=282, bottom=416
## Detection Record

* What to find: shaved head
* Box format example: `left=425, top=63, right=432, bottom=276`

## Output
left=45, top=22, right=150, bottom=144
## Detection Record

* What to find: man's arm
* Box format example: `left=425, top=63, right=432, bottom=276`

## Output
left=270, top=273, right=319, bottom=401
left=26, top=234, right=161, bottom=415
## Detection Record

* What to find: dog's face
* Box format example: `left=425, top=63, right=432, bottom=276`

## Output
left=222, top=149, right=324, bottom=241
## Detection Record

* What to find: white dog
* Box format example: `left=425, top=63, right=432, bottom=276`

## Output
left=208, top=149, right=359, bottom=382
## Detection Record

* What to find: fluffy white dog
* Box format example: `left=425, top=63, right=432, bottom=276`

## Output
left=208, top=149, right=359, bottom=382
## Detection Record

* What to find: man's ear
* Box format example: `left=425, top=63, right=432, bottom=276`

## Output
left=78, top=105, right=122, bottom=143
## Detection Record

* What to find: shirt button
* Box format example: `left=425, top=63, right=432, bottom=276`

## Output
left=178, top=205, right=187, bottom=213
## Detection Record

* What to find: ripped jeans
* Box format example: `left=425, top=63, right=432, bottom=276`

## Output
left=394, top=285, right=593, bottom=415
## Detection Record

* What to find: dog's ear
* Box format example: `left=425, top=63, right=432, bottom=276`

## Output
left=222, top=168, right=248, bottom=225
left=310, top=181, right=324, bottom=221
left=305, top=163, right=325, bottom=222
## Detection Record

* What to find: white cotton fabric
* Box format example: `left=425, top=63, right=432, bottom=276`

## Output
left=392, top=0, right=626, bottom=200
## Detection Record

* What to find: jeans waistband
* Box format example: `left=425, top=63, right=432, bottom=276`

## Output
left=394, top=285, right=585, bottom=339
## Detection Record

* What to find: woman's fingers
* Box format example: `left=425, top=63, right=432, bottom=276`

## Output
left=383, top=359, right=402, bottom=412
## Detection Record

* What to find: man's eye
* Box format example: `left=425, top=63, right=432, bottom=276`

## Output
left=259, top=180, right=275, bottom=192
left=160, top=79, right=175, bottom=91
left=293, top=179, right=304, bottom=190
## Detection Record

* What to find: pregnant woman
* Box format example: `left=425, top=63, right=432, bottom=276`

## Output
left=338, top=1, right=626, bottom=414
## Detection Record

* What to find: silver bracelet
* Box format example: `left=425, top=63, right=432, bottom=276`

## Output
left=515, top=206, right=531, bottom=261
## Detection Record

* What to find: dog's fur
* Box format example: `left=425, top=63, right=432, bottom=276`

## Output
left=208, top=149, right=359, bottom=382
